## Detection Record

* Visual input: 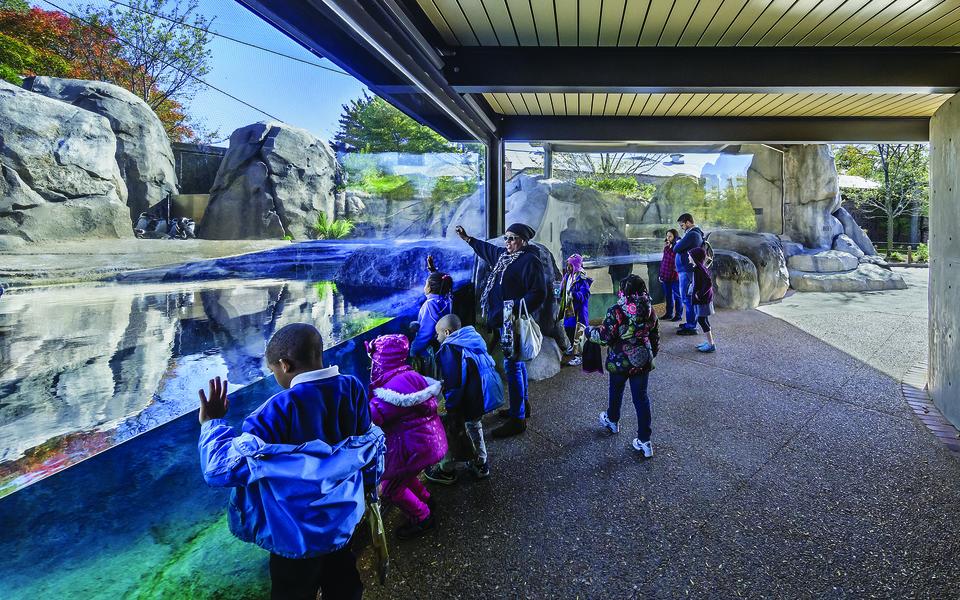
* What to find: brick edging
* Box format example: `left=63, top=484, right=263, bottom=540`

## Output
left=902, top=360, right=960, bottom=455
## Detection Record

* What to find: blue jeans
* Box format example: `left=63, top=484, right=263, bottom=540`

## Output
left=660, top=279, right=682, bottom=318
left=607, top=371, right=651, bottom=442
left=504, top=359, right=528, bottom=419
left=678, top=271, right=696, bottom=329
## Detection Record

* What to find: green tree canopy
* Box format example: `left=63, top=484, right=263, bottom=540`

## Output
left=0, top=0, right=29, bottom=12
left=334, top=93, right=456, bottom=153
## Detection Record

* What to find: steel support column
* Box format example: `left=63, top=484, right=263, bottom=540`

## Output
left=485, top=137, right=505, bottom=238
left=542, top=143, right=553, bottom=179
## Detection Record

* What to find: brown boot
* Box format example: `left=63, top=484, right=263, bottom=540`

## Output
left=491, top=417, right=526, bottom=439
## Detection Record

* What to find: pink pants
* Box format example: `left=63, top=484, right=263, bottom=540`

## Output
left=381, top=475, right=431, bottom=522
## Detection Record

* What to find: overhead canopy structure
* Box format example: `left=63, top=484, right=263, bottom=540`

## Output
left=239, top=0, right=960, bottom=145
left=237, top=0, right=960, bottom=232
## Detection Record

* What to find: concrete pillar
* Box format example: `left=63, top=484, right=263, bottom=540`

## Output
left=543, top=143, right=553, bottom=178
left=928, top=96, right=960, bottom=425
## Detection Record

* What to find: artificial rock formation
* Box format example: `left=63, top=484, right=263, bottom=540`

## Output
left=711, top=250, right=761, bottom=310
left=782, top=145, right=844, bottom=249
left=789, top=264, right=908, bottom=292
left=24, top=76, right=178, bottom=222
left=833, top=206, right=878, bottom=256
left=199, top=121, right=336, bottom=240
left=832, top=234, right=865, bottom=259
left=788, top=250, right=860, bottom=273
left=706, top=229, right=789, bottom=303
left=639, top=174, right=703, bottom=225
left=0, top=80, right=131, bottom=249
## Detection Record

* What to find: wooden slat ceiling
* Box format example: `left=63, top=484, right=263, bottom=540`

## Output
left=418, top=1, right=960, bottom=118
left=418, top=0, right=960, bottom=47
left=482, top=92, right=954, bottom=116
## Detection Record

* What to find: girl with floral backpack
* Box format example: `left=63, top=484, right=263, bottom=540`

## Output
left=586, top=274, right=661, bottom=457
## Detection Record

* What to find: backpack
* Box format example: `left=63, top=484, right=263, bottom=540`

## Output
left=702, top=239, right=714, bottom=270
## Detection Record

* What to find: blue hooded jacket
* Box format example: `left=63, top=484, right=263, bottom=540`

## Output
left=199, top=420, right=385, bottom=559
left=437, top=325, right=504, bottom=416
left=411, top=293, right=452, bottom=357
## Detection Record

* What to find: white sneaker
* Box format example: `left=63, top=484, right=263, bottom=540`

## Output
left=563, top=345, right=574, bottom=355
left=632, top=438, right=653, bottom=458
left=598, top=411, right=619, bottom=434
left=568, top=356, right=582, bottom=366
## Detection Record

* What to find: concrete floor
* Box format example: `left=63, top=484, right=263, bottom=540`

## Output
left=362, top=268, right=960, bottom=599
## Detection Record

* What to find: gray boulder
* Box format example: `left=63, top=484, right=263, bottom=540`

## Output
left=781, top=240, right=806, bottom=260
left=833, top=206, right=878, bottom=255
left=23, top=76, right=178, bottom=222
left=200, top=121, right=336, bottom=240
left=706, top=229, right=789, bottom=303
left=782, top=145, right=844, bottom=249
left=788, top=250, right=860, bottom=273
left=0, top=80, right=130, bottom=249
left=832, top=234, right=865, bottom=259
left=526, top=337, right=561, bottom=381
left=859, top=254, right=890, bottom=269
left=789, top=263, right=907, bottom=292
left=711, top=250, right=761, bottom=310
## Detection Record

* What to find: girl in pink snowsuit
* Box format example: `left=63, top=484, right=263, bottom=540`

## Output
left=367, top=334, right=447, bottom=540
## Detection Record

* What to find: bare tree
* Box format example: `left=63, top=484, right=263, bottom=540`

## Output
left=553, top=152, right=666, bottom=180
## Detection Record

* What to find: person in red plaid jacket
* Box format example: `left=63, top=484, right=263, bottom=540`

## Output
left=658, top=229, right=682, bottom=322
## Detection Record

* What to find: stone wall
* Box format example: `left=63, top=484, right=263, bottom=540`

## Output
left=929, top=96, right=960, bottom=427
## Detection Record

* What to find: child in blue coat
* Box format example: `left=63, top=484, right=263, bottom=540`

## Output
left=409, top=256, right=453, bottom=376
left=424, top=313, right=504, bottom=484
left=557, top=253, right=592, bottom=366
left=197, top=323, right=384, bottom=600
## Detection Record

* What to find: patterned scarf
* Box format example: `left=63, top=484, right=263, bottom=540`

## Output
left=479, top=249, right=523, bottom=318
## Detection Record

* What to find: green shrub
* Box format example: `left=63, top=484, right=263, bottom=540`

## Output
left=887, top=251, right=905, bottom=262
left=431, top=176, right=478, bottom=204
left=348, top=169, right=415, bottom=201
left=282, top=234, right=293, bottom=241
left=915, top=243, right=929, bottom=262
left=314, top=213, right=355, bottom=240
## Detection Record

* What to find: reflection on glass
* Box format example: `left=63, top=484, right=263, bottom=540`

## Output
left=0, top=279, right=391, bottom=496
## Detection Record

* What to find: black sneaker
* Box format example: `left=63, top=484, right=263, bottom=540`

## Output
left=491, top=418, right=526, bottom=439
left=423, top=465, right=457, bottom=485
left=395, top=514, right=435, bottom=541
left=469, top=460, right=491, bottom=480
left=677, top=327, right=698, bottom=336
left=669, top=315, right=683, bottom=322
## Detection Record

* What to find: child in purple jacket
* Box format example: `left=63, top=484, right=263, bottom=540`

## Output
left=557, top=254, right=592, bottom=366
left=367, top=334, right=447, bottom=540
left=659, top=229, right=682, bottom=321
left=689, top=247, right=717, bottom=353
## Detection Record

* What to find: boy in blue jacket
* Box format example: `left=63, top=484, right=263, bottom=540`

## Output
left=198, top=323, right=384, bottom=600
left=424, top=314, right=504, bottom=484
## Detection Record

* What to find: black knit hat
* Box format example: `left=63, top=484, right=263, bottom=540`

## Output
left=506, top=223, right=536, bottom=241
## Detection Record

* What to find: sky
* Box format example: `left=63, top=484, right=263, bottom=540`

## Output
left=37, top=0, right=369, bottom=144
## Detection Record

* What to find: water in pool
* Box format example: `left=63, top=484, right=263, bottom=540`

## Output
left=0, top=278, right=394, bottom=495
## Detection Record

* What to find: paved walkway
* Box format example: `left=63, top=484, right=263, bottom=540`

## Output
left=362, top=268, right=960, bottom=599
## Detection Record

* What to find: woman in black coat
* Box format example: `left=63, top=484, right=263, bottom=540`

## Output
left=456, top=223, right=546, bottom=438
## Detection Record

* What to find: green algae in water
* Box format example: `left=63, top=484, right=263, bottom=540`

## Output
left=133, top=515, right=268, bottom=600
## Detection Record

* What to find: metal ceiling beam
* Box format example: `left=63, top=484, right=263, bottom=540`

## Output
left=445, top=47, right=960, bottom=94
left=501, top=116, right=930, bottom=143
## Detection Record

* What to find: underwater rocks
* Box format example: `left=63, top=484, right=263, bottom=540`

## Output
left=334, top=242, right=474, bottom=290
left=23, top=76, right=178, bottom=222
left=200, top=121, right=337, bottom=240
left=0, top=80, right=131, bottom=249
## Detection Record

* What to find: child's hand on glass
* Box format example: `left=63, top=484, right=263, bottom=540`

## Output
left=198, top=376, right=229, bottom=424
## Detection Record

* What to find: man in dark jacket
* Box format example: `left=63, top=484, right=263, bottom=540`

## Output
left=456, top=222, right=546, bottom=439
left=673, top=213, right=705, bottom=335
